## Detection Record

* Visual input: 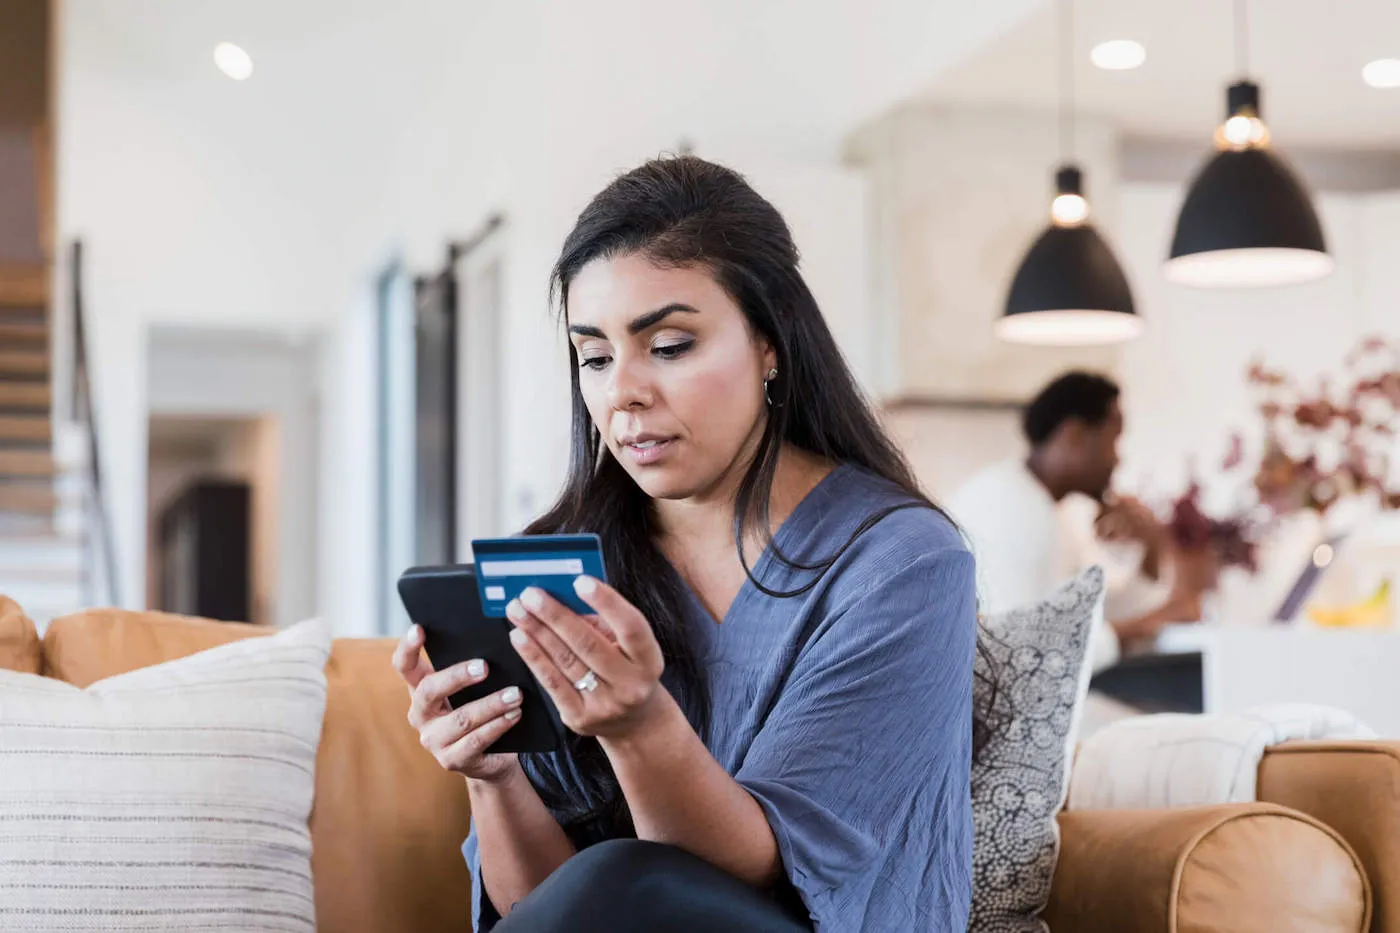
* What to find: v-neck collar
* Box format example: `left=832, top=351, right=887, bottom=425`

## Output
left=677, top=462, right=854, bottom=626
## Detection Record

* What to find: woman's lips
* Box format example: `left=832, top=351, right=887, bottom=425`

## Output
left=623, top=438, right=676, bottom=466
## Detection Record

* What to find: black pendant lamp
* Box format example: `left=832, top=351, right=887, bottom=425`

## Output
left=1000, top=0, right=1140, bottom=346
left=1165, top=1, right=1331, bottom=288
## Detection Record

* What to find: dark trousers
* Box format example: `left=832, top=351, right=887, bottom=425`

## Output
left=492, top=840, right=814, bottom=933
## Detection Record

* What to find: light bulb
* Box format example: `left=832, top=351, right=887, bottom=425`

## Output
left=1051, top=193, right=1090, bottom=226
left=1090, top=40, right=1146, bottom=71
left=1363, top=59, right=1400, bottom=89
left=1217, top=114, right=1269, bottom=150
left=214, top=43, right=254, bottom=81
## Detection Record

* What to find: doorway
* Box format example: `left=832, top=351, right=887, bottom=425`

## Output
left=145, top=326, right=319, bottom=627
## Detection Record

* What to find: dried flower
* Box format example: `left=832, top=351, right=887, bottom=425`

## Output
left=1169, top=335, right=1400, bottom=576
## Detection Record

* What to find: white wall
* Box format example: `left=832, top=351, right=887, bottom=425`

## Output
left=57, top=0, right=1044, bottom=620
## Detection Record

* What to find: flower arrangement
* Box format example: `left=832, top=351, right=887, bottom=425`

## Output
left=1167, top=335, right=1400, bottom=573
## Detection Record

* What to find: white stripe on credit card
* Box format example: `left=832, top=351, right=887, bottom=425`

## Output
left=479, top=558, right=584, bottom=577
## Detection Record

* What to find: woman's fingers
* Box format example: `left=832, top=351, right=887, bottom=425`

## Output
left=408, top=657, right=486, bottom=728
left=571, top=577, right=664, bottom=676
left=418, top=683, right=523, bottom=755
left=511, top=588, right=627, bottom=682
left=436, top=705, right=524, bottom=772
left=392, top=625, right=435, bottom=692
left=508, top=625, right=585, bottom=721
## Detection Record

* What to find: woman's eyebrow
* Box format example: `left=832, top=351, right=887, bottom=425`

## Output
left=567, top=303, right=700, bottom=340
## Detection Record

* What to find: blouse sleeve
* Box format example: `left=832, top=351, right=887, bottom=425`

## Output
left=735, top=546, right=977, bottom=930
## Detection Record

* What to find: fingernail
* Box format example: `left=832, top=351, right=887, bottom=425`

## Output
left=466, top=659, right=486, bottom=678
left=407, top=625, right=422, bottom=643
left=509, top=628, right=528, bottom=648
left=501, top=687, right=522, bottom=706
left=505, top=709, right=522, bottom=721
left=574, top=575, right=597, bottom=597
left=506, top=600, right=527, bottom=622
left=521, top=588, right=545, bottom=612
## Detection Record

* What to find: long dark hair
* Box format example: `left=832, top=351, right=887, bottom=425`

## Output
left=524, top=155, right=993, bottom=839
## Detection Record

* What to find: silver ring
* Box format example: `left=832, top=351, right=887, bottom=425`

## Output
left=573, top=670, right=600, bottom=693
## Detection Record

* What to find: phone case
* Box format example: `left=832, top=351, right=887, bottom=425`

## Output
left=397, top=564, right=566, bottom=754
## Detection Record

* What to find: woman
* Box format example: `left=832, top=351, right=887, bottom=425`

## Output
left=393, top=156, right=981, bottom=932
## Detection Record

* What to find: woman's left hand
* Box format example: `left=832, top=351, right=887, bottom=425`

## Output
left=506, top=577, right=667, bottom=740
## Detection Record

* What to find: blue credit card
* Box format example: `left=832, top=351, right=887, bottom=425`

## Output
left=470, top=534, right=608, bottom=618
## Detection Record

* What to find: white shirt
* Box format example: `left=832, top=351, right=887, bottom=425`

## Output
left=947, top=458, right=1170, bottom=672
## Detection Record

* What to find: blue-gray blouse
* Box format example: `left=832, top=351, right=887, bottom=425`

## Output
left=464, top=463, right=976, bottom=931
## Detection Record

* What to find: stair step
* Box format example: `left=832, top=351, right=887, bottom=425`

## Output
left=0, top=450, right=54, bottom=476
left=0, top=263, right=48, bottom=308
left=0, top=533, right=81, bottom=570
left=0, top=307, right=46, bottom=326
left=0, top=415, right=50, bottom=443
left=0, top=486, right=57, bottom=515
left=0, top=321, right=47, bottom=345
left=0, top=381, right=49, bottom=411
left=0, top=579, right=85, bottom=619
left=0, top=351, right=48, bottom=377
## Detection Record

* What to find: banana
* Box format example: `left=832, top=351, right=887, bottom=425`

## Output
left=1307, top=579, right=1393, bottom=628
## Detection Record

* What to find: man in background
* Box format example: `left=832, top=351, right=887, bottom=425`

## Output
left=949, top=371, right=1210, bottom=672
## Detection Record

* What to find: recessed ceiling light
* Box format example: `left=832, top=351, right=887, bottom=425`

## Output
left=1090, top=39, right=1146, bottom=71
left=1363, top=58, right=1400, bottom=89
left=214, top=42, right=254, bottom=81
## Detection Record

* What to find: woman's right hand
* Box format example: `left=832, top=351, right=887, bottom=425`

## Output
left=392, top=625, right=524, bottom=783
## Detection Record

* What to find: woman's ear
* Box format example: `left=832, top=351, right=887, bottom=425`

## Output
left=761, top=343, right=778, bottom=377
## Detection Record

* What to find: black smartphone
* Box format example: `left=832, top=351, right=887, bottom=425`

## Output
left=397, top=563, right=566, bottom=754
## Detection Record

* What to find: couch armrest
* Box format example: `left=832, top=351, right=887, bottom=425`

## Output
left=1261, top=741, right=1400, bottom=933
left=1044, top=803, right=1370, bottom=933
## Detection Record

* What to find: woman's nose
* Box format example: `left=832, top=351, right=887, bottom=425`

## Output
left=606, top=357, right=654, bottom=411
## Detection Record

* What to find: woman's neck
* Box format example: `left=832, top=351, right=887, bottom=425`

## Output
left=652, top=445, right=834, bottom=565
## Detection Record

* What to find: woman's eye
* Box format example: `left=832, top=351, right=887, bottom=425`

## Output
left=653, top=340, right=694, bottom=360
left=579, top=355, right=611, bottom=372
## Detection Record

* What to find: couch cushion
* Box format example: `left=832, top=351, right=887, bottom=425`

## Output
left=970, top=567, right=1104, bottom=933
left=1045, top=802, right=1371, bottom=933
left=42, top=609, right=474, bottom=933
left=0, top=596, right=40, bottom=673
left=42, top=607, right=262, bottom=682
left=1260, top=741, right=1400, bottom=933
left=0, top=618, right=331, bottom=931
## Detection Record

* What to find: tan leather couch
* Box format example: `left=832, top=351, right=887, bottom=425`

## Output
left=0, top=598, right=1384, bottom=933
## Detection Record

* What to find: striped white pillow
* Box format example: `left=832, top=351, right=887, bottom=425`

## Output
left=0, top=618, right=330, bottom=932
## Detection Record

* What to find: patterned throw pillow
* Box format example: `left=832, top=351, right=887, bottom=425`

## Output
left=968, top=567, right=1104, bottom=933
left=0, top=618, right=330, bottom=932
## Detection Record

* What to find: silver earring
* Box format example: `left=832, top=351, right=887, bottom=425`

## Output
left=764, top=368, right=779, bottom=408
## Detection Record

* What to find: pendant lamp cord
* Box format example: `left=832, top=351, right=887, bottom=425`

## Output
left=1058, top=0, right=1075, bottom=162
left=1235, top=0, right=1249, bottom=77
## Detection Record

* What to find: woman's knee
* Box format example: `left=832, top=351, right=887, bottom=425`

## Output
left=557, top=839, right=693, bottom=897
left=499, top=840, right=694, bottom=931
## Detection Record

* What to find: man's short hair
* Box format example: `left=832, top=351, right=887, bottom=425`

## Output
left=1022, top=371, right=1121, bottom=446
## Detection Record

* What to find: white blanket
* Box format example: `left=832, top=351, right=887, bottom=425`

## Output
left=1066, top=703, right=1376, bottom=811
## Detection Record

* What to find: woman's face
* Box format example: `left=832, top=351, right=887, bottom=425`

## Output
left=567, top=253, right=776, bottom=502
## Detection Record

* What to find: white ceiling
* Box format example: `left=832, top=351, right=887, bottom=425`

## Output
left=924, top=0, right=1400, bottom=148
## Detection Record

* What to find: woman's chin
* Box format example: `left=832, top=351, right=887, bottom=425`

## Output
left=623, top=464, right=708, bottom=502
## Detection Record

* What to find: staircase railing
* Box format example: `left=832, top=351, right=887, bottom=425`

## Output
left=67, top=240, right=119, bottom=607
